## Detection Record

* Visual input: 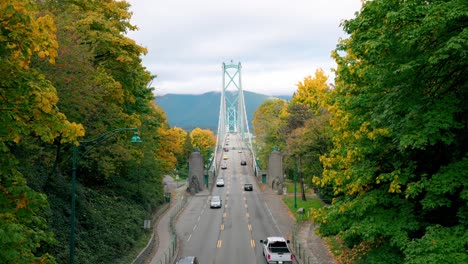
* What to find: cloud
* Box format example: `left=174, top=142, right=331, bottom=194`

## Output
left=126, top=0, right=362, bottom=95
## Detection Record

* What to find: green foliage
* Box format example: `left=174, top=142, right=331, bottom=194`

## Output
left=314, top=0, right=468, bottom=262
left=282, top=197, right=322, bottom=221
left=252, top=70, right=333, bottom=203
left=72, top=189, right=148, bottom=263
left=1, top=0, right=171, bottom=262
left=252, top=99, right=288, bottom=168
left=404, top=225, right=468, bottom=264
left=0, top=153, right=56, bottom=264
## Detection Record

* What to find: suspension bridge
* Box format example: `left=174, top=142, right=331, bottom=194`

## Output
left=210, top=61, right=259, bottom=179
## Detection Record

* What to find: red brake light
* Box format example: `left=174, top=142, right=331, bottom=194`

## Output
left=291, top=254, right=294, bottom=260
left=267, top=254, right=270, bottom=260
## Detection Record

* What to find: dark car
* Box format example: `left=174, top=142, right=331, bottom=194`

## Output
left=221, top=163, right=227, bottom=169
left=244, top=183, right=253, bottom=191
left=176, top=256, right=199, bottom=264
left=241, top=160, right=247, bottom=166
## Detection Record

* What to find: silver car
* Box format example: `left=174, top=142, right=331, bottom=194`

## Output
left=216, top=178, right=225, bottom=187
left=210, top=195, right=222, bottom=208
left=176, top=256, right=199, bottom=264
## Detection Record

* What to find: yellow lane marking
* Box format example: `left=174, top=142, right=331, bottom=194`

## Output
left=250, top=240, right=255, bottom=248
left=221, top=224, right=224, bottom=230
left=217, top=240, right=222, bottom=248
left=245, top=203, right=248, bottom=208
left=223, top=213, right=227, bottom=218
left=246, top=212, right=250, bottom=218
left=226, top=204, right=229, bottom=208
left=248, top=224, right=252, bottom=231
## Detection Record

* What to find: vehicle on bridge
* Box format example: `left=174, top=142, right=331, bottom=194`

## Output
left=259, top=237, right=294, bottom=264
left=210, top=195, right=222, bottom=208
left=176, top=256, right=199, bottom=264
left=221, top=163, right=227, bottom=169
left=216, top=178, right=225, bottom=187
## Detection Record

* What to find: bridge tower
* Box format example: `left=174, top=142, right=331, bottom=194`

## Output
left=220, top=61, right=250, bottom=135
left=212, top=61, right=256, bottom=179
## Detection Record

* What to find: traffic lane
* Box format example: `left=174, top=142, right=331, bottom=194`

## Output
left=176, top=195, right=222, bottom=262
left=214, top=176, right=257, bottom=264
left=227, top=165, right=276, bottom=262
left=176, top=175, right=228, bottom=263
left=176, top=168, right=238, bottom=263
left=236, top=176, right=283, bottom=263
left=235, top=162, right=294, bottom=261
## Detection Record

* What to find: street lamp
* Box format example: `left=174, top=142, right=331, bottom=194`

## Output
left=294, top=158, right=297, bottom=209
left=70, top=128, right=141, bottom=264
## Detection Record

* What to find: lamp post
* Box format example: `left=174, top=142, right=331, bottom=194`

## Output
left=294, top=158, right=297, bottom=209
left=70, top=128, right=141, bottom=264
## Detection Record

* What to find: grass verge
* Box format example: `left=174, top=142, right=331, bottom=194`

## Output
left=282, top=196, right=322, bottom=221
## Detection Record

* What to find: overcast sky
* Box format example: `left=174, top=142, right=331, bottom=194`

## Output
left=126, top=0, right=362, bottom=96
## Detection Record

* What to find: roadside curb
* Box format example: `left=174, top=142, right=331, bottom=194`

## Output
left=132, top=202, right=170, bottom=264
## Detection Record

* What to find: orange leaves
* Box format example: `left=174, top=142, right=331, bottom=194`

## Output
left=1, top=0, right=58, bottom=69
left=190, top=128, right=216, bottom=151
left=156, top=127, right=188, bottom=173
left=190, top=128, right=216, bottom=162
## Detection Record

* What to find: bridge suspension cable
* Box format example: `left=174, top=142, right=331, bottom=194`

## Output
left=211, top=61, right=257, bottom=174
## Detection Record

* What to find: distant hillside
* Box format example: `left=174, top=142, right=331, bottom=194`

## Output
left=155, top=91, right=288, bottom=131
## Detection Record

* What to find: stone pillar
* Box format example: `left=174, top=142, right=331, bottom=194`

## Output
left=188, top=150, right=204, bottom=194
left=208, top=170, right=214, bottom=189
left=267, top=149, right=283, bottom=194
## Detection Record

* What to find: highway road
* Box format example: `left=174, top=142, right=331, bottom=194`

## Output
left=175, top=134, right=290, bottom=264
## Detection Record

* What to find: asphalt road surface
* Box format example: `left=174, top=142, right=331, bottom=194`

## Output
left=176, top=134, right=288, bottom=264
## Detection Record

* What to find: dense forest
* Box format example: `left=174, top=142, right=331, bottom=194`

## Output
left=252, top=0, right=466, bottom=263
left=0, top=0, right=209, bottom=263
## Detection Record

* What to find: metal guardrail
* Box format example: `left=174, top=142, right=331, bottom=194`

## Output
left=132, top=195, right=187, bottom=264
left=154, top=196, right=187, bottom=264
left=292, top=225, right=319, bottom=264
left=132, top=203, right=169, bottom=264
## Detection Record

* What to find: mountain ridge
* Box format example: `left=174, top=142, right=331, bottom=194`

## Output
left=155, top=91, right=291, bottom=131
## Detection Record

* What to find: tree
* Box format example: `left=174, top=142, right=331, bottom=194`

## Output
left=190, top=128, right=216, bottom=163
left=282, top=70, right=333, bottom=202
left=314, top=0, right=467, bottom=262
left=252, top=99, right=288, bottom=168
left=292, top=68, right=330, bottom=114
left=4, top=0, right=164, bottom=262
left=0, top=1, right=84, bottom=263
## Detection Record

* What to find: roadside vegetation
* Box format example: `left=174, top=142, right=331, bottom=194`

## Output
left=253, top=1, right=467, bottom=263
left=0, top=1, right=215, bottom=263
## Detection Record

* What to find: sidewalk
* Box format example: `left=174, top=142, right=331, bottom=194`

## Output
left=149, top=186, right=185, bottom=264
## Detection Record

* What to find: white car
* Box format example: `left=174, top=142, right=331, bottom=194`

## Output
left=216, top=178, right=225, bottom=187
left=210, top=195, right=222, bottom=208
left=259, top=237, right=293, bottom=264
